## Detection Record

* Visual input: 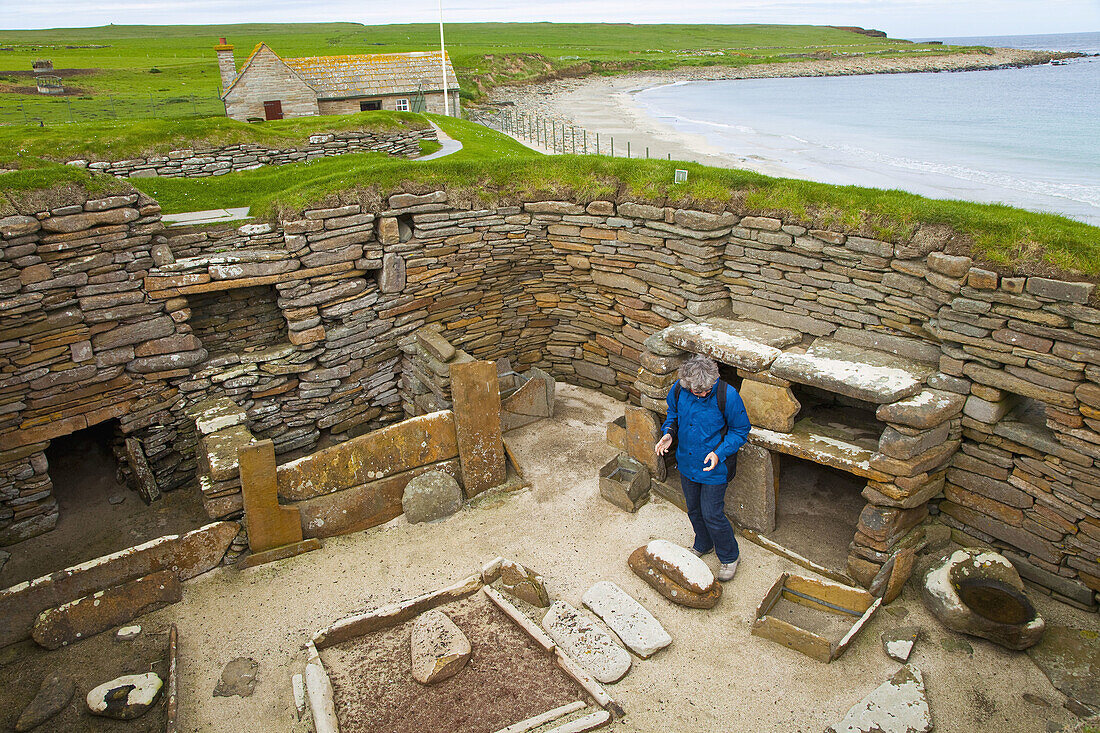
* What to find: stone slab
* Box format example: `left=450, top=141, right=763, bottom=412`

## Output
left=238, top=538, right=322, bottom=569
left=628, top=546, right=722, bottom=609
left=582, top=580, right=671, bottom=658
left=542, top=601, right=631, bottom=684
left=625, top=406, right=666, bottom=482
left=881, top=627, right=920, bottom=663
left=299, top=459, right=461, bottom=539
left=451, top=361, right=507, bottom=496
left=826, top=665, right=932, bottom=733
left=1027, top=626, right=1100, bottom=708
left=749, top=416, right=889, bottom=481
left=725, top=443, right=778, bottom=533
left=0, top=521, right=237, bottom=647
left=661, top=318, right=793, bottom=372
left=771, top=340, right=933, bottom=404
left=875, top=389, right=965, bottom=430
left=277, top=411, right=459, bottom=501
left=15, top=673, right=74, bottom=732
left=644, top=540, right=715, bottom=593
left=501, top=374, right=553, bottom=432
left=239, top=440, right=305, bottom=554
left=32, top=569, right=181, bottom=649
left=410, top=609, right=472, bottom=684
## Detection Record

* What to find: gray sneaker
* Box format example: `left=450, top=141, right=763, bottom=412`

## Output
left=717, top=559, right=739, bottom=581
left=690, top=548, right=712, bottom=558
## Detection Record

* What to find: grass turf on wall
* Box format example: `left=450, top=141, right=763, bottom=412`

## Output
left=0, top=111, right=428, bottom=165
left=0, top=22, right=961, bottom=122
left=2, top=112, right=1097, bottom=279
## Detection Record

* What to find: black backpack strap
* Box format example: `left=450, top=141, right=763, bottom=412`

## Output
left=716, top=381, right=739, bottom=478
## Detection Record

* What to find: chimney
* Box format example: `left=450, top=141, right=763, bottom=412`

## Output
left=214, top=38, right=236, bottom=94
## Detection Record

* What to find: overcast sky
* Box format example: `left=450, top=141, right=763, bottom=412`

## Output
left=1, top=0, right=1098, bottom=39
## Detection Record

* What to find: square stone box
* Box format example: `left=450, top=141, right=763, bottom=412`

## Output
left=599, top=455, right=650, bottom=513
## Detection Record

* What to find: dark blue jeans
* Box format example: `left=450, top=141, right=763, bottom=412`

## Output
left=681, top=476, right=740, bottom=564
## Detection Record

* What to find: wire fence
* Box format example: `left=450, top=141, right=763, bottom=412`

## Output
left=0, top=94, right=225, bottom=126
left=468, top=107, right=675, bottom=161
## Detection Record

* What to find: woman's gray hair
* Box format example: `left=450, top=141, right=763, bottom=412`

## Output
left=678, top=354, right=720, bottom=393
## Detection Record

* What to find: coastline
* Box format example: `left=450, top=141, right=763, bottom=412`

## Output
left=480, top=48, right=1070, bottom=178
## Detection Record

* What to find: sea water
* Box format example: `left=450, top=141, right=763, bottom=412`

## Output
left=634, top=32, right=1100, bottom=226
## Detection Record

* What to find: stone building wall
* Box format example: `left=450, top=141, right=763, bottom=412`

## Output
left=1, top=187, right=1097, bottom=610
left=223, top=46, right=320, bottom=122
left=65, top=127, right=436, bottom=179
left=317, top=90, right=460, bottom=117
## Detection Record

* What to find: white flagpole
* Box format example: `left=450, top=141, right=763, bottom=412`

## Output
left=439, top=0, right=450, bottom=116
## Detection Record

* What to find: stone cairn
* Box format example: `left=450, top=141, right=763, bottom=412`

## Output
left=1, top=190, right=1097, bottom=612
left=64, top=128, right=436, bottom=179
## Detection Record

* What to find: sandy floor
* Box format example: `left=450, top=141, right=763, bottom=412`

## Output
left=126, top=384, right=1099, bottom=733
left=480, top=48, right=1060, bottom=177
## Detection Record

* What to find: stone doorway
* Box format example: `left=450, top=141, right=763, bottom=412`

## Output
left=0, top=421, right=208, bottom=588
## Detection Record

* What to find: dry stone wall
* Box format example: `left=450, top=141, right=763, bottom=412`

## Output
left=1, top=186, right=1098, bottom=610
left=64, top=127, right=435, bottom=179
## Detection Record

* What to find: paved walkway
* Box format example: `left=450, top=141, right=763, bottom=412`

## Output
left=161, top=206, right=252, bottom=227
left=417, top=122, right=463, bottom=161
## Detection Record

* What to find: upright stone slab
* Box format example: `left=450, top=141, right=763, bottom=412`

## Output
left=626, top=406, right=666, bottom=481
left=450, top=361, right=506, bottom=496
left=239, top=440, right=305, bottom=553
left=725, top=443, right=778, bottom=533
left=542, top=601, right=631, bottom=683
left=582, top=581, right=671, bottom=658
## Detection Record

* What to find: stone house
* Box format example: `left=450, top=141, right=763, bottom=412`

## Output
left=215, top=39, right=461, bottom=122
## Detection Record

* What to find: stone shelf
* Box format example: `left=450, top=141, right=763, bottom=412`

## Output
left=749, top=414, right=890, bottom=482
left=770, top=339, right=935, bottom=405
left=661, top=317, right=802, bottom=372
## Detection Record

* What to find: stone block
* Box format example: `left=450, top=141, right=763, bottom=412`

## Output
left=542, top=601, right=631, bottom=683
left=877, top=423, right=950, bottom=461
left=739, top=380, right=800, bottom=432
left=876, top=390, right=965, bottom=429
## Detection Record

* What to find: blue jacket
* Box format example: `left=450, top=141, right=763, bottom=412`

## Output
left=662, top=380, right=751, bottom=485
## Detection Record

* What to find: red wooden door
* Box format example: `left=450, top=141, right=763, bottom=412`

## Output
left=263, top=100, right=283, bottom=121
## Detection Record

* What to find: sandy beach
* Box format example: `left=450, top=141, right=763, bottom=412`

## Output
left=481, top=48, right=1066, bottom=177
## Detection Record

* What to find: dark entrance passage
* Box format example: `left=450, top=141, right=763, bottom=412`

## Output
left=0, top=421, right=208, bottom=588
left=769, top=455, right=867, bottom=574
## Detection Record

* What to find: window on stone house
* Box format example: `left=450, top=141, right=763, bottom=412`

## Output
left=395, top=98, right=410, bottom=112
left=360, top=100, right=383, bottom=111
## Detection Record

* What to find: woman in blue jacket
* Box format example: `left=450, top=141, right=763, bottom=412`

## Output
left=654, top=354, right=751, bottom=581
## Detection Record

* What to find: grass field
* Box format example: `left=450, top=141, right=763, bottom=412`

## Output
left=0, top=22, right=961, bottom=124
